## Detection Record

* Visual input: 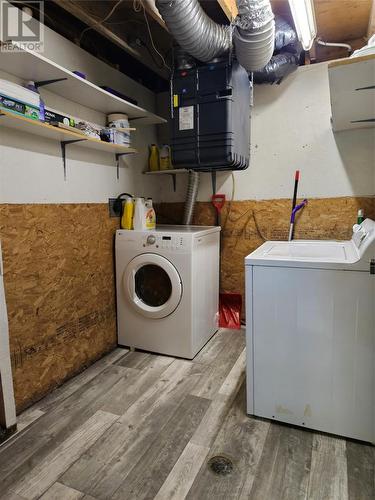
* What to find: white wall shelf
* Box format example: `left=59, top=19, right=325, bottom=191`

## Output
left=328, top=54, right=375, bottom=132
left=0, top=44, right=167, bottom=125
left=0, top=109, right=137, bottom=179
left=144, top=169, right=189, bottom=191
left=144, top=169, right=189, bottom=175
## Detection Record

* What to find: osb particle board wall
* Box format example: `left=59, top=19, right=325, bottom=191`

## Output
left=157, top=196, right=375, bottom=309
left=0, top=204, right=119, bottom=412
left=1, top=197, right=374, bottom=411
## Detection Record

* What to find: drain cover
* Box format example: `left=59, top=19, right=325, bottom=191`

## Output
left=208, top=455, right=234, bottom=476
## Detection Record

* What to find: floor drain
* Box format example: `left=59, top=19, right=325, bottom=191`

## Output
left=208, top=455, right=234, bottom=476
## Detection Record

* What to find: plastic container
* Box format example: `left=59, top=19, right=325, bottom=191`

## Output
left=145, top=198, right=156, bottom=230
left=148, top=144, right=160, bottom=171
left=159, top=144, right=172, bottom=170
left=121, top=198, right=134, bottom=230
left=133, top=198, right=146, bottom=230
left=107, top=113, right=131, bottom=145
left=357, top=209, right=365, bottom=224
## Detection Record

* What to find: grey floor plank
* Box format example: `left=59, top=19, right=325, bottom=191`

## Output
left=9, top=411, right=118, bottom=500
left=346, top=441, right=375, bottom=500
left=191, top=348, right=246, bottom=449
left=37, top=348, right=129, bottom=413
left=193, top=328, right=240, bottom=365
left=100, top=354, right=173, bottom=415
left=0, top=364, right=129, bottom=489
left=39, top=482, right=85, bottom=500
left=16, top=407, right=45, bottom=433
left=116, top=350, right=152, bottom=369
left=111, top=394, right=210, bottom=500
left=307, top=434, right=349, bottom=500
left=2, top=330, right=372, bottom=500
left=248, top=422, right=313, bottom=500
left=60, top=360, right=204, bottom=498
left=0, top=493, right=27, bottom=500
left=186, top=383, right=269, bottom=500
left=154, top=442, right=210, bottom=500
left=190, top=329, right=246, bottom=399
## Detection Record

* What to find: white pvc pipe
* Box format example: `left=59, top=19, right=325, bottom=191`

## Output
left=316, top=38, right=352, bottom=53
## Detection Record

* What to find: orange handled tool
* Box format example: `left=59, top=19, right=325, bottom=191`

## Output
left=211, top=194, right=226, bottom=226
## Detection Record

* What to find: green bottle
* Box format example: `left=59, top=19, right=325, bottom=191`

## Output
left=357, top=209, right=364, bottom=224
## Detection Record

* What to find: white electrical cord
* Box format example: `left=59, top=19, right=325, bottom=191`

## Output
left=78, top=0, right=124, bottom=44
left=133, top=0, right=171, bottom=71
left=316, top=38, right=352, bottom=53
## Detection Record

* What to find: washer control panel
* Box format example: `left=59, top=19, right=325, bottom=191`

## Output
left=143, top=233, right=187, bottom=251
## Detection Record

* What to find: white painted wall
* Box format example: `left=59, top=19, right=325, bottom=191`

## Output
left=0, top=24, right=164, bottom=204
left=157, top=62, right=375, bottom=202
left=1, top=19, right=374, bottom=206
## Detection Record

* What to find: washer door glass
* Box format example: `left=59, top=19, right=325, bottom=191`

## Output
left=135, top=264, right=172, bottom=307
left=124, top=253, right=182, bottom=319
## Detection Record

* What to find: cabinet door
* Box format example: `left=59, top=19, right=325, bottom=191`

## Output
left=252, top=266, right=374, bottom=442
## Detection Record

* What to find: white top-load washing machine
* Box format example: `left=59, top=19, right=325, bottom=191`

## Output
left=116, top=225, right=220, bottom=359
left=245, top=219, right=375, bottom=443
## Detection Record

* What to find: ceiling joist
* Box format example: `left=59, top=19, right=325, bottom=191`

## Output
left=51, top=0, right=169, bottom=79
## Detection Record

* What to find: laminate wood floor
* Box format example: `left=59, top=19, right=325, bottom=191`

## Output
left=0, top=329, right=373, bottom=500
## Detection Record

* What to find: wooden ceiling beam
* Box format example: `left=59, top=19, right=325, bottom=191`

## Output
left=217, top=0, right=238, bottom=21
left=51, top=0, right=169, bottom=79
left=143, top=0, right=168, bottom=31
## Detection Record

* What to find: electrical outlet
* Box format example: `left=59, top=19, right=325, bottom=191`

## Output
left=108, top=198, right=121, bottom=217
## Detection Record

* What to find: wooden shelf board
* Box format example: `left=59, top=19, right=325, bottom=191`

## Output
left=0, top=110, right=137, bottom=154
left=0, top=44, right=166, bottom=125
left=328, top=53, right=375, bottom=68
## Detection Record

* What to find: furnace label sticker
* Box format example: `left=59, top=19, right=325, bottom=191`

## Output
left=179, top=106, right=194, bottom=130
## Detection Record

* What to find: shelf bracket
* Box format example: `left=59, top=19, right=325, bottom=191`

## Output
left=61, top=139, right=87, bottom=180
left=115, top=152, right=134, bottom=180
left=35, top=78, right=67, bottom=89
left=211, top=171, right=217, bottom=195
left=171, top=173, right=177, bottom=192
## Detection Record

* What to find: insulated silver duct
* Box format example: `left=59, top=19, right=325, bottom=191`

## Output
left=156, top=0, right=232, bottom=62
left=233, top=0, right=275, bottom=72
left=156, top=0, right=274, bottom=73
left=183, top=171, right=200, bottom=225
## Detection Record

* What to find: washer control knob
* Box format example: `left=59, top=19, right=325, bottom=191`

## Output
left=147, top=235, right=156, bottom=245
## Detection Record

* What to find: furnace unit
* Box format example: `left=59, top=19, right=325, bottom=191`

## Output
left=170, top=59, right=251, bottom=171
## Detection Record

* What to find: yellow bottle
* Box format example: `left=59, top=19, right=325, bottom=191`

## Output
left=159, top=144, right=172, bottom=170
left=145, top=198, right=156, bottom=230
left=121, top=198, right=134, bottom=230
left=148, top=144, right=159, bottom=171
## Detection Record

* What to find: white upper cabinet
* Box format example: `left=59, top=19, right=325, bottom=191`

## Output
left=328, top=54, right=375, bottom=132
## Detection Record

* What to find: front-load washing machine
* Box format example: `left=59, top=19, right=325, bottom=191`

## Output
left=115, top=225, right=220, bottom=359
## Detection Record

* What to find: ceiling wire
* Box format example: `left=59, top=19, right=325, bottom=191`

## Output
left=133, top=0, right=171, bottom=71
left=78, top=0, right=124, bottom=44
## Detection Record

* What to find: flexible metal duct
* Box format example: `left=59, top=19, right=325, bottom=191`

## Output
left=233, top=0, right=275, bottom=72
left=254, top=16, right=301, bottom=84
left=156, top=0, right=275, bottom=72
left=156, top=0, right=232, bottom=62
left=183, top=171, right=200, bottom=225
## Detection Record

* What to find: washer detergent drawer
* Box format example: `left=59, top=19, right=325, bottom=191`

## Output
left=249, top=265, right=375, bottom=443
left=123, top=253, right=182, bottom=319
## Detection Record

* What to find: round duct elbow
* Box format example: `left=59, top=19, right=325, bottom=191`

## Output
left=233, top=0, right=275, bottom=72
left=156, top=0, right=232, bottom=62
